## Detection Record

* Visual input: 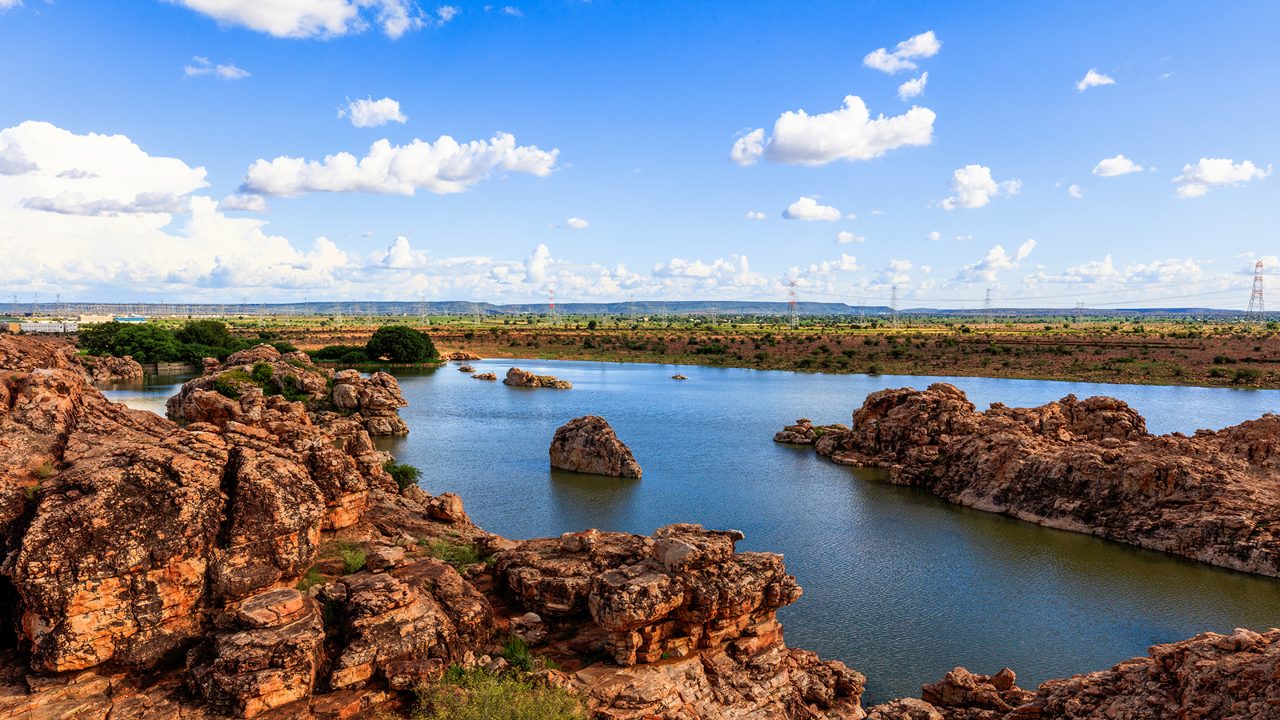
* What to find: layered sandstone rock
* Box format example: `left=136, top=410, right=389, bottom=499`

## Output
left=785, top=383, right=1280, bottom=577
left=79, top=353, right=146, bottom=383
left=495, top=524, right=866, bottom=718
left=504, top=366, right=572, bottom=389
left=549, top=415, right=643, bottom=477
left=168, top=344, right=409, bottom=436
left=446, top=350, right=482, bottom=361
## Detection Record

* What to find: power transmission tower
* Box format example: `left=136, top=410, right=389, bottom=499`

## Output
left=890, top=286, right=899, bottom=326
left=983, top=288, right=993, bottom=324
left=1074, top=301, right=1084, bottom=324
left=548, top=287, right=557, bottom=325
left=1248, top=259, right=1265, bottom=322
left=787, top=281, right=799, bottom=328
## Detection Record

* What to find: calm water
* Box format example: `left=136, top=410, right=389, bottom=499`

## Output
left=104, top=361, right=1280, bottom=704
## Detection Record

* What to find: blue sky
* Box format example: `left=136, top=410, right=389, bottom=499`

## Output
left=1, top=0, right=1278, bottom=307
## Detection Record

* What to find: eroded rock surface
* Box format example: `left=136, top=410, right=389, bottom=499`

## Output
left=785, top=382, right=1280, bottom=577
left=550, top=415, right=643, bottom=478
left=80, top=353, right=146, bottom=383
left=504, top=366, right=572, bottom=389
left=167, top=344, right=409, bottom=436
left=496, top=524, right=866, bottom=718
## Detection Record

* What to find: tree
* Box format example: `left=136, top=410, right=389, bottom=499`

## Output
left=365, top=325, right=437, bottom=363
left=175, top=319, right=238, bottom=349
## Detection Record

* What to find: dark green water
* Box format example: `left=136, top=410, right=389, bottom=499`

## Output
left=103, top=361, right=1280, bottom=704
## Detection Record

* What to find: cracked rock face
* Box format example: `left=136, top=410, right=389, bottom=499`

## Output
left=788, top=382, right=1280, bottom=577
left=168, top=344, right=409, bottom=437
left=549, top=415, right=643, bottom=478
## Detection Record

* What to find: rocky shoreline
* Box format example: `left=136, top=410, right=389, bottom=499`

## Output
left=0, top=337, right=1274, bottom=719
left=776, top=382, right=1280, bottom=578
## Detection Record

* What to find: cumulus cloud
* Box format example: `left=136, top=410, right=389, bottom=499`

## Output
left=953, top=239, right=1036, bottom=284
left=731, top=95, right=934, bottom=167
left=1092, top=154, right=1143, bottom=177
left=836, top=231, right=864, bottom=244
left=729, top=128, right=766, bottom=167
left=783, top=196, right=842, bottom=221
left=338, top=97, right=407, bottom=127
left=220, top=193, right=269, bottom=212
left=1067, top=184, right=1085, bottom=199
left=168, top=0, right=446, bottom=38
left=240, top=133, right=558, bottom=197
left=1076, top=68, right=1116, bottom=92
left=0, top=1, right=22, bottom=10
left=897, top=72, right=928, bottom=101
left=745, top=210, right=766, bottom=221
left=183, top=56, right=250, bottom=80
left=0, top=143, right=38, bottom=175
left=863, top=31, right=941, bottom=74
left=926, top=230, right=941, bottom=241
left=564, top=217, right=588, bottom=229
left=1031, top=255, right=1203, bottom=289
left=1173, top=158, right=1271, bottom=198
left=651, top=255, right=766, bottom=293
left=938, top=164, right=1021, bottom=210
left=22, top=191, right=190, bottom=216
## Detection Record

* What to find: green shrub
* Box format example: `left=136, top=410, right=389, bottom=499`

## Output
left=1232, top=368, right=1262, bottom=384
left=501, top=636, right=533, bottom=672
left=271, top=341, right=298, bottom=353
left=366, top=325, right=438, bottom=363
left=312, top=344, right=364, bottom=361
left=274, top=373, right=309, bottom=402
left=339, top=543, right=367, bottom=574
left=340, top=349, right=370, bottom=363
left=867, top=363, right=883, bottom=375
left=34, top=459, right=56, bottom=479
left=384, top=460, right=423, bottom=492
left=251, top=362, right=275, bottom=383
left=414, top=667, right=584, bottom=720
left=213, top=369, right=253, bottom=399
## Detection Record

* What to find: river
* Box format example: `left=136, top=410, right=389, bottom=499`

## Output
left=102, top=360, right=1280, bottom=705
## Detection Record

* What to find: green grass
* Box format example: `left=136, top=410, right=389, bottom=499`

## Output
left=338, top=542, right=367, bottom=574
left=384, top=460, right=423, bottom=492
left=413, top=667, right=584, bottom=720
left=296, top=566, right=325, bottom=592
left=34, top=459, right=56, bottom=480
left=421, top=539, right=483, bottom=570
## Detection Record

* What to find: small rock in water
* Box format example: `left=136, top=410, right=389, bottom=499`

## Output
left=549, top=415, right=642, bottom=477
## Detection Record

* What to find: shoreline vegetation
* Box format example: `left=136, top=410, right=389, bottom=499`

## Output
left=238, top=315, right=1278, bottom=390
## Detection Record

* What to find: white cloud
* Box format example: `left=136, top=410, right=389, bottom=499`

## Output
left=730, top=128, right=766, bottom=167
left=564, top=217, right=588, bottom=229
left=1067, top=184, right=1085, bottom=199
left=897, top=72, right=928, bottom=101
left=0, top=143, right=38, bottom=175
left=953, top=239, right=1036, bottom=284
left=938, top=165, right=1021, bottom=210
left=863, top=31, right=941, bottom=74
left=0, top=1, right=21, bottom=10
left=783, top=196, right=842, bottom=221
left=1032, top=255, right=1203, bottom=289
left=168, top=0, right=456, bottom=38
left=732, top=95, right=935, bottom=167
left=1092, top=154, right=1143, bottom=177
left=926, top=230, right=941, bottom=241
left=1173, top=158, right=1271, bottom=198
left=836, top=231, right=864, bottom=244
left=220, top=193, right=269, bottom=212
left=183, top=56, right=250, bottom=80
left=651, top=255, right=765, bottom=293
left=1076, top=68, right=1116, bottom=92
left=22, top=191, right=190, bottom=216
left=240, top=133, right=559, bottom=197
left=338, top=97, right=407, bottom=128
left=745, top=210, right=767, bottom=221
left=500, top=5, right=522, bottom=16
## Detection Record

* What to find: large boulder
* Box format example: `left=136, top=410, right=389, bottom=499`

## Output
left=503, top=367, right=572, bottom=389
left=549, top=415, right=642, bottom=478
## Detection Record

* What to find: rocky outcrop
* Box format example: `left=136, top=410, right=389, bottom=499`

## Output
left=458, top=364, right=475, bottom=373
left=774, top=418, right=849, bottom=446
left=446, top=350, right=482, bottom=361
left=473, top=372, right=497, bottom=381
left=672, top=374, right=687, bottom=380
left=496, top=524, right=866, bottom=718
left=549, top=415, right=643, bottom=478
left=867, top=628, right=1280, bottom=720
left=79, top=353, right=146, bottom=382
left=784, top=383, right=1280, bottom=577
left=503, top=366, right=572, bottom=389
left=167, top=343, right=409, bottom=436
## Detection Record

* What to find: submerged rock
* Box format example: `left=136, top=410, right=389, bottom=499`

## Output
left=458, top=364, right=475, bottom=373
left=549, top=415, right=642, bottom=477
left=503, top=366, right=572, bottom=389
left=472, top=372, right=497, bottom=381
left=671, top=373, right=687, bottom=380
left=786, top=382, right=1280, bottom=577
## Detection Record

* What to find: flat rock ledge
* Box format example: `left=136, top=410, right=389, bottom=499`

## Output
left=549, top=415, right=643, bottom=477
left=503, top=366, right=572, bottom=389
left=779, top=382, right=1280, bottom=578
